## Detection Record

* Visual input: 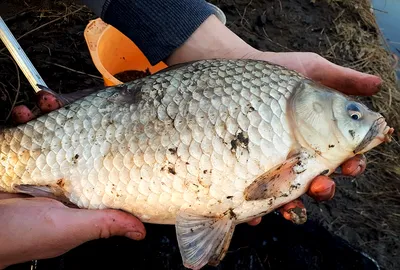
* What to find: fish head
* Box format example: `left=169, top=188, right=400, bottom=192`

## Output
left=290, top=80, right=392, bottom=162
left=331, top=95, right=392, bottom=155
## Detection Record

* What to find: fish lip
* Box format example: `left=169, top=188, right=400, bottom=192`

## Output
left=354, top=117, right=393, bottom=154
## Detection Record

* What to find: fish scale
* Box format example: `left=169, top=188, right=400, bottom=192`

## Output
left=0, top=59, right=298, bottom=224
left=0, top=59, right=389, bottom=269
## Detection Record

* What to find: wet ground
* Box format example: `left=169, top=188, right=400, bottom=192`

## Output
left=0, top=0, right=399, bottom=269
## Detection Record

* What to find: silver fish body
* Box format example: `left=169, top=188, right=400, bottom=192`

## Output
left=0, top=59, right=390, bottom=269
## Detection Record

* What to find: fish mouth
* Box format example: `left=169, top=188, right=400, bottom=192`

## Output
left=354, top=117, right=394, bottom=154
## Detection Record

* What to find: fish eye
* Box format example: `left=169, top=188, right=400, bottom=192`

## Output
left=346, top=102, right=363, bottom=121
left=350, top=112, right=362, bottom=120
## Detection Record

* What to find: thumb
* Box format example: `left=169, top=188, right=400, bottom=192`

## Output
left=312, top=57, right=382, bottom=96
left=60, top=208, right=147, bottom=245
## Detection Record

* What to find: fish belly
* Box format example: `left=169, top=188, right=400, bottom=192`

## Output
left=0, top=59, right=304, bottom=224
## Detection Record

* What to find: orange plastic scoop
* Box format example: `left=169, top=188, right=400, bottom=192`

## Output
left=84, top=18, right=167, bottom=86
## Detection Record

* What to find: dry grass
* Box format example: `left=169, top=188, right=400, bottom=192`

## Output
left=312, top=0, right=400, bottom=269
left=323, top=0, right=400, bottom=126
left=323, top=0, right=400, bottom=173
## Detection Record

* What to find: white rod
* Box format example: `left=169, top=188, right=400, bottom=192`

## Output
left=0, top=16, right=47, bottom=93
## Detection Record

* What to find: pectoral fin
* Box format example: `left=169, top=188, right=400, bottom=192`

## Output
left=175, top=211, right=236, bottom=270
left=244, top=151, right=311, bottom=201
left=13, top=184, right=76, bottom=207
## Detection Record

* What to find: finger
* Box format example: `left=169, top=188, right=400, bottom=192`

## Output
left=278, top=199, right=307, bottom=224
left=11, top=105, right=35, bottom=124
left=11, top=91, right=62, bottom=125
left=37, top=91, right=62, bottom=113
left=307, top=176, right=336, bottom=202
left=247, top=217, right=262, bottom=226
left=260, top=52, right=382, bottom=96
left=312, top=57, right=382, bottom=96
left=340, top=154, right=367, bottom=177
left=58, top=208, right=146, bottom=244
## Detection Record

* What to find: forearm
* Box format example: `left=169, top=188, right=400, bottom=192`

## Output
left=165, top=15, right=263, bottom=65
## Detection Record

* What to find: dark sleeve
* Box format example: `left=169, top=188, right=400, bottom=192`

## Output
left=81, top=0, right=216, bottom=65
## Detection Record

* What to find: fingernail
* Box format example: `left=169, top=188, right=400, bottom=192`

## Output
left=342, top=160, right=366, bottom=176
left=313, top=184, right=335, bottom=201
left=125, top=231, right=144, bottom=240
left=308, top=176, right=336, bottom=201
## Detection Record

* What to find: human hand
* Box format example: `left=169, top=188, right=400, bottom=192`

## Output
left=166, top=15, right=381, bottom=96
left=167, top=15, right=379, bottom=226
left=0, top=195, right=145, bottom=268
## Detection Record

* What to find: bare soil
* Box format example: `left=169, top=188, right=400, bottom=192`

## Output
left=114, top=69, right=151, bottom=82
left=1, top=0, right=399, bottom=269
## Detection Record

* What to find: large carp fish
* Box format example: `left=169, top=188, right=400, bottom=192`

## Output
left=0, top=59, right=392, bottom=269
